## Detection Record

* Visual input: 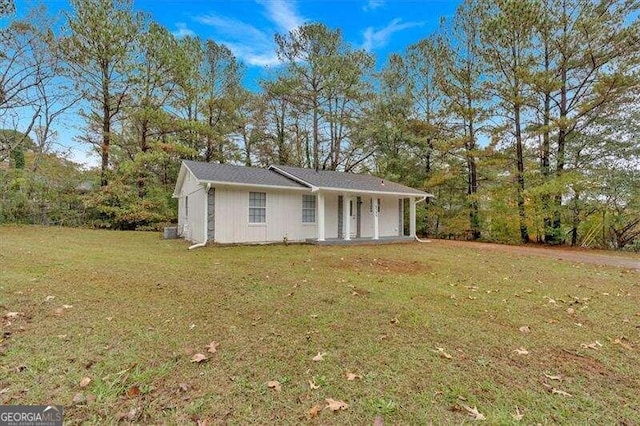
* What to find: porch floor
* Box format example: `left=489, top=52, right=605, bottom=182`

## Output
left=306, top=235, right=415, bottom=245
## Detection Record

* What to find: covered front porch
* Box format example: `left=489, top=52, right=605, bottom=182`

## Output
left=314, top=191, right=423, bottom=242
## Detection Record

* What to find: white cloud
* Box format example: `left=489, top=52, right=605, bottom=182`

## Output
left=172, top=22, right=195, bottom=38
left=363, top=0, right=385, bottom=12
left=257, top=0, right=304, bottom=33
left=194, top=1, right=305, bottom=67
left=362, top=18, right=422, bottom=52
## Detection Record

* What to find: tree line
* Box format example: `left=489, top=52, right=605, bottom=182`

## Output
left=1, top=0, right=639, bottom=249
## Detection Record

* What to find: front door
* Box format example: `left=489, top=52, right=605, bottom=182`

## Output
left=349, top=198, right=357, bottom=238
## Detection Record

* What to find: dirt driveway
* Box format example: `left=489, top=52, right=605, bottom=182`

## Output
left=430, top=239, right=640, bottom=271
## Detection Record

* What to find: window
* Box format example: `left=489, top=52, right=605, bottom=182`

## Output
left=185, top=196, right=189, bottom=218
left=349, top=199, right=354, bottom=217
left=249, top=192, right=266, bottom=223
left=302, top=195, right=316, bottom=223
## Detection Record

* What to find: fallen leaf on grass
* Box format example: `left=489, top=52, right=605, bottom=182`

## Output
left=545, top=297, right=558, bottom=306
left=580, top=341, right=602, bottom=350
left=190, top=353, right=207, bottom=363
left=53, top=308, right=64, bottom=316
left=267, top=380, right=281, bottom=392
left=433, top=347, right=453, bottom=359
left=461, top=404, right=485, bottom=420
left=205, top=341, right=219, bottom=353
left=126, top=386, right=141, bottom=397
left=513, top=348, right=529, bottom=355
left=345, top=372, right=362, bottom=381
left=612, top=338, right=633, bottom=350
left=79, top=377, right=91, bottom=388
left=566, top=307, right=575, bottom=315
left=325, top=398, right=349, bottom=411
left=390, top=317, right=399, bottom=324
left=45, top=296, right=55, bottom=302
left=312, top=352, right=327, bottom=362
left=309, top=379, right=320, bottom=389
left=552, top=388, right=572, bottom=397
left=4, top=312, right=21, bottom=319
left=308, top=404, right=322, bottom=418
left=519, top=326, right=531, bottom=333
left=374, top=415, right=385, bottom=425
left=512, top=407, right=524, bottom=421
left=544, top=373, right=562, bottom=381
left=63, top=304, right=73, bottom=309
left=72, top=393, right=86, bottom=405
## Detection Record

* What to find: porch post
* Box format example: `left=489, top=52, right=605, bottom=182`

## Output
left=343, top=194, right=351, bottom=240
left=317, top=192, right=325, bottom=241
left=410, top=197, right=417, bottom=238
left=373, top=197, right=379, bottom=240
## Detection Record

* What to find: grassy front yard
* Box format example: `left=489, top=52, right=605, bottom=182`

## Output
left=1, top=226, right=638, bottom=423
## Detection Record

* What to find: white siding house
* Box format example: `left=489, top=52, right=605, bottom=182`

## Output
left=173, top=161, right=432, bottom=245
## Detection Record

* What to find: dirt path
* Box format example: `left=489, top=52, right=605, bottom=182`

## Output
left=430, top=239, right=640, bottom=271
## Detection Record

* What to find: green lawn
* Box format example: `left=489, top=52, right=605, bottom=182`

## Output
left=1, top=226, right=638, bottom=424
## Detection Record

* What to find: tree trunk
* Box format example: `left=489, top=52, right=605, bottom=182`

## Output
left=570, top=191, right=580, bottom=246
left=551, top=69, right=567, bottom=243
left=312, top=98, right=319, bottom=171
left=467, top=104, right=480, bottom=240
left=101, top=61, right=110, bottom=188
left=541, top=38, right=553, bottom=243
left=514, top=103, right=529, bottom=243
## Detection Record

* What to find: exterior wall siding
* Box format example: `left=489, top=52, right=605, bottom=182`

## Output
left=213, top=187, right=317, bottom=244
left=177, top=171, right=207, bottom=243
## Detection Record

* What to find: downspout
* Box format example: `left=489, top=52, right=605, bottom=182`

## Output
left=413, top=195, right=432, bottom=243
left=189, top=183, right=211, bottom=250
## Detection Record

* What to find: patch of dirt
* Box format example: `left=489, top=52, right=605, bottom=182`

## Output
left=552, top=348, right=609, bottom=376
left=431, top=240, right=640, bottom=271
left=327, top=255, right=432, bottom=275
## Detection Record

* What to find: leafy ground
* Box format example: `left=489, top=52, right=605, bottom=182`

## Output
left=1, top=226, right=639, bottom=424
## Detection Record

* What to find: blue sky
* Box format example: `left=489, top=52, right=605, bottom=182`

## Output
left=144, top=0, right=459, bottom=87
left=15, top=0, right=461, bottom=166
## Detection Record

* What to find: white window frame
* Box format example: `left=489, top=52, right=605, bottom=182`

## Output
left=249, top=192, right=266, bottom=224
left=302, top=194, right=316, bottom=223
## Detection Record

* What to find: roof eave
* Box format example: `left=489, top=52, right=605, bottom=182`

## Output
left=172, top=162, right=189, bottom=198
left=316, top=187, right=433, bottom=197
left=198, top=179, right=310, bottom=192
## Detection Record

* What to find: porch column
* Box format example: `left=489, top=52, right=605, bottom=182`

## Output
left=343, top=194, right=351, bottom=240
left=317, top=192, right=325, bottom=241
left=373, top=197, right=379, bottom=240
left=410, top=197, right=417, bottom=238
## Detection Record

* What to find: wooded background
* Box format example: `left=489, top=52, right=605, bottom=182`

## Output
left=1, top=0, right=639, bottom=249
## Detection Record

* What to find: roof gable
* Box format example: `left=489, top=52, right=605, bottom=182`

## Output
left=183, top=160, right=307, bottom=189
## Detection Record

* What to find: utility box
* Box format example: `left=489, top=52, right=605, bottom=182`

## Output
left=163, top=226, right=178, bottom=239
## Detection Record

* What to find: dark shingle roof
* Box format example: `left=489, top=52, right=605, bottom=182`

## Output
left=183, top=160, right=306, bottom=188
left=182, top=160, right=429, bottom=196
left=271, top=165, right=429, bottom=196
